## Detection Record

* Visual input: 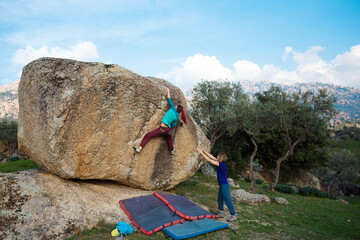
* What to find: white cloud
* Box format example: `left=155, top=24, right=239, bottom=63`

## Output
left=158, top=44, right=360, bottom=89
left=157, top=54, right=233, bottom=89
left=282, top=46, right=293, bottom=62
left=331, top=45, right=360, bottom=87
left=11, top=41, right=99, bottom=66
left=233, top=60, right=261, bottom=80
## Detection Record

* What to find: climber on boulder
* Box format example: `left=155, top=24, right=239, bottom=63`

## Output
left=133, top=87, right=187, bottom=155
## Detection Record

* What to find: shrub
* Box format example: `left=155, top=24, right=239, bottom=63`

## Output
left=315, top=191, right=328, bottom=198
left=244, top=178, right=251, bottom=183
left=298, top=187, right=320, bottom=196
left=256, top=179, right=264, bottom=185
left=8, top=156, right=21, bottom=162
left=275, top=184, right=296, bottom=194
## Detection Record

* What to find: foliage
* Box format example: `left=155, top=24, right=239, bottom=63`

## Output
left=255, top=179, right=264, bottom=184
left=0, top=118, right=17, bottom=146
left=244, top=177, right=251, bottom=183
left=297, top=186, right=321, bottom=196
left=328, top=127, right=360, bottom=184
left=331, top=126, right=360, bottom=158
left=212, top=130, right=250, bottom=178
left=275, top=184, right=337, bottom=200
left=191, top=80, right=245, bottom=150
left=245, top=178, right=263, bottom=185
left=8, top=156, right=21, bottom=162
left=254, top=86, right=336, bottom=190
left=328, top=150, right=359, bottom=184
left=0, top=159, right=39, bottom=172
left=275, top=184, right=297, bottom=194
left=226, top=98, right=270, bottom=192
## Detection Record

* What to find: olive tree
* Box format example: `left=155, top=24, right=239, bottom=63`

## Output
left=227, top=99, right=268, bottom=192
left=255, top=86, right=336, bottom=191
left=326, top=150, right=359, bottom=194
left=191, top=80, right=244, bottom=150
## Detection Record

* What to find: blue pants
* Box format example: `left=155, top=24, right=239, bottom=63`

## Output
left=218, top=183, right=236, bottom=216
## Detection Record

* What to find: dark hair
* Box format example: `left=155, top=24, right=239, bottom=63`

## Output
left=177, top=105, right=187, bottom=125
left=177, top=105, right=183, bottom=113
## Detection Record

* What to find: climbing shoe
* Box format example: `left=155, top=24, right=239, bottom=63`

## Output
left=215, top=212, right=225, bottom=218
left=170, top=148, right=176, bottom=155
left=227, top=215, right=237, bottom=222
left=133, top=146, right=141, bottom=153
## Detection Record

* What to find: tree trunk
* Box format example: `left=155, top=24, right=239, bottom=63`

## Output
left=327, top=169, right=342, bottom=195
left=210, top=128, right=227, bottom=151
left=268, top=125, right=308, bottom=192
left=248, top=133, right=258, bottom=193
left=269, top=159, right=282, bottom=192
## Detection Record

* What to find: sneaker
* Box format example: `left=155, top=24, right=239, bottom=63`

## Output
left=215, top=212, right=225, bottom=218
left=227, top=215, right=237, bottom=222
left=133, top=146, right=141, bottom=153
left=170, top=148, right=176, bottom=155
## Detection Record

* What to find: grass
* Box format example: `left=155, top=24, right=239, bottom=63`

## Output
left=0, top=159, right=39, bottom=173
left=68, top=173, right=360, bottom=240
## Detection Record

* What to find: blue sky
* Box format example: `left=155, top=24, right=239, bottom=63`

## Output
left=1, top=0, right=360, bottom=89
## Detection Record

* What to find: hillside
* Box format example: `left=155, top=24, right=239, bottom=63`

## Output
left=185, top=81, right=360, bottom=122
left=0, top=80, right=19, bottom=119
left=1, top=80, right=360, bottom=122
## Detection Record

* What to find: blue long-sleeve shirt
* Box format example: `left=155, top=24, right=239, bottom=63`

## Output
left=217, top=162, right=228, bottom=185
left=161, top=98, right=179, bottom=128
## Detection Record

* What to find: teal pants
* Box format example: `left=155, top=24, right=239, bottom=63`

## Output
left=218, top=183, right=236, bottom=215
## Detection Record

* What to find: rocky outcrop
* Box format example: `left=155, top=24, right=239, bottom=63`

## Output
left=240, top=168, right=266, bottom=182
left=0, top=80, right=19, bottom=119
left=0, top=170, right=150, bottom=240
left=18, top=58, right=210, bottom=190
left=230, top=189, right=270, bottom=205
left=284, top=170, right=321, bottom=190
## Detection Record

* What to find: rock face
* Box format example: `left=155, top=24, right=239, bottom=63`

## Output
left=240, top=168, right=265, bottom=182
left=230, top=189, right=270, bottom=205
left=0, top=170, right=150, bottom=240
left=18, top=58, right=209, bottom=190
left=284, top=170, right=321, bottom=190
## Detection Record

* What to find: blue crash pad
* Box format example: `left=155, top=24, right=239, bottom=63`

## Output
left=162, top=219, right=228, bottom=239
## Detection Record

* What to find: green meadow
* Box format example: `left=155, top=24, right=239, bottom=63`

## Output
left=66, top=173, right=360, bottom=240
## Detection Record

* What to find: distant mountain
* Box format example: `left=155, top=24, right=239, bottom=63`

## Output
left=0, top=80, right=359, bottom=122
left=184, top=81, right=360, bottom=122
left=0, top=80, right=19, bottom=119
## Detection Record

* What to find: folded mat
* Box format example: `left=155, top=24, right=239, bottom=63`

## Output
left=162, top=218, right=229, bottom=239
left=119, top=194, right=184, bottom=235
left=155, top=192, right=215, bottom=220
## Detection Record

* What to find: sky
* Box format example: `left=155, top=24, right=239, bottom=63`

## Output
left=0, top=0, right=360, bottom=90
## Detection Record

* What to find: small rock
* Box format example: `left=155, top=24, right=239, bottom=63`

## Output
left=230, top=189, right=270, bottom=205
left=227, top=178, right=240, bottom=188
left=273, top=197, right=289, bottom=205
left=338, top=198, right=349, bottom=204
left=291, top=186, right=299, bottom=193
left=0, top=158, right=8, bottom=164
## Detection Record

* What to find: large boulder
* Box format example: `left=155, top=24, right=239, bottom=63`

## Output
left=18, top=58, right=210, bottom=190
left=0, top=170, right=150, bottom=240
left=284, top=170, right=321, bottom=190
